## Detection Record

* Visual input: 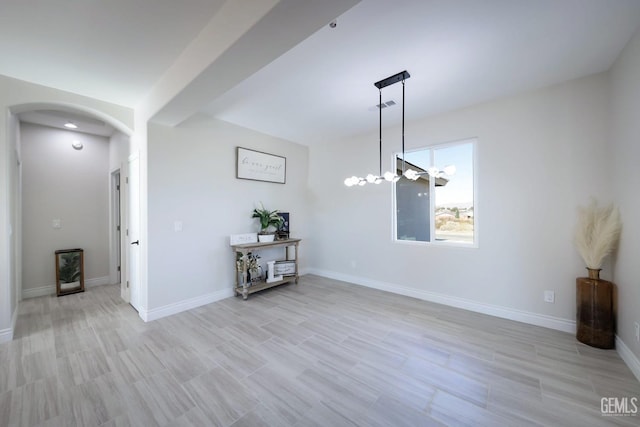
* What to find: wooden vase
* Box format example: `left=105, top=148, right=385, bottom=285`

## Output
left=576, top=268, right=615, bottom=349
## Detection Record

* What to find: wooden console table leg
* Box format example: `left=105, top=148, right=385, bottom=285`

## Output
left=294, top=242, right=299, bottom=284
left=236, top=248, right=250, bottom=299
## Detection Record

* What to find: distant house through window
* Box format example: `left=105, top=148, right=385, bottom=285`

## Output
left=394, top=139, right=476, bottom=245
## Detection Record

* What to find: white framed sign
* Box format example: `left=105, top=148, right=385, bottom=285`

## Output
left=236, top=147, right=286, bottom=184
left=230, top=233, right=258, bottom=245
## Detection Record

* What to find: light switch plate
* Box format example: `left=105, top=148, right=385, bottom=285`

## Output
left=544, top=290, right=555, bottom=303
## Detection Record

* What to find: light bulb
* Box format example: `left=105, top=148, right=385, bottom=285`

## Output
left=404, top=169, right=420, bottom=181
left=374, top=177, right=383, bottom=184
left=443, top=165, right=457, bottom=176
left=383, top=171, right=396, bottom=182
left=344, top=176, right=360, bottom=187
left=358, top=179, right=366, bottom=186
left=366, top=174, right=376, bottom=183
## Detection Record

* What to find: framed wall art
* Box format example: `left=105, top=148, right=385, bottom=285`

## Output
left=276, top=212, right=289, bottom=240
left=236, top=147, right=286, bottom=184
left=55, top=248, right=85, bottom=296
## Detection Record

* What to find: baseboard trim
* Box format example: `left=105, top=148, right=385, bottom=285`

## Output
left=307, top=268, right=576, bottom=334
left=22, top=276, right=111, bottom=299
left=616, top=336, right=640, bottom=382
left=0, top=327, right=12, bottom=344
left=139, top=288, right=235, bottom=322
left=22, top=285, right=54, bottom=299
left=299, top=267, right=311, bottom=277
left=0, top=308, right=17, bottom=344
left=86, top=276, right=111, bottom=288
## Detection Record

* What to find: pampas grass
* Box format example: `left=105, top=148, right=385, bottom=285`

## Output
left=574, top=200, right=621, bottom=269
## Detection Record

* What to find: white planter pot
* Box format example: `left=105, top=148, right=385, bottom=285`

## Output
left=258, top=234, right=275, bottom=243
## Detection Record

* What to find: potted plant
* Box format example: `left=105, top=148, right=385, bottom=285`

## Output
left=252, top=203, right=284, bottom=242
left=574, top=199, right=622, bottom=349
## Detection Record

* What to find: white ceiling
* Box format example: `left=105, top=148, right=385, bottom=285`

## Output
left=0, top=0, right=225, bottom=107
left=200, top=0, right=640, bottom=145
left=2, top=1, right=640, bottom=144
left=18, top=110, right=115, bottom=137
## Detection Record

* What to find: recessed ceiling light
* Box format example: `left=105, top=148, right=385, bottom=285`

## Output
left=71, top=140, right=83, bottom=150
left=64, top=122, right=78, bottom=129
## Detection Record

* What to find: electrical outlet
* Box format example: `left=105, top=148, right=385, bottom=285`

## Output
left=634, top=322, right=639, bottom=342
left=544, top=290, right=555, bottom=303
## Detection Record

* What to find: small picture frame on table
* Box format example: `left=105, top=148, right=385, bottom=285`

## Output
left=277, top=212, right=290, bottom=240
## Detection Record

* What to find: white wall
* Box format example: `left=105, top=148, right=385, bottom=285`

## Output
left=610, top=28, right=640, bottom=364
left=146, top=115, right=309, bottom=317
left=308, top=73, right=610, bottom=330
left=8, top=112, right=21, bottom=331
left=109, top=131, right=129, bottom=172
left=21, top=123, right=110, bottom=296
left=131, top=2, right=284, bottom=314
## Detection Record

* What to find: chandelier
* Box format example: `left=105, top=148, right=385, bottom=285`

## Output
left=344, top=70, right=455, bottom=187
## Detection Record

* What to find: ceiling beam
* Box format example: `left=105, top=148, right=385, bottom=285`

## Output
left=149, top=0, right=360, bottom=127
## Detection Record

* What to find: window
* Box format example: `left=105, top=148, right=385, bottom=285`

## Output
left=394, top=139, right=476, bottom=245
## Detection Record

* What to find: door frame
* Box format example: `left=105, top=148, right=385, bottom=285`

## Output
left=127, top=153, right=140, bottom=310
left=109, top=169, right=122, bottom=287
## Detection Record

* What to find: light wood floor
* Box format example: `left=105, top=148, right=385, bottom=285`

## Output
left=1, top=275, right=639, bottom=426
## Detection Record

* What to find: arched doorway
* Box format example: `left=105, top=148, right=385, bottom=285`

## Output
left=8, top=103, right=135, bottom=307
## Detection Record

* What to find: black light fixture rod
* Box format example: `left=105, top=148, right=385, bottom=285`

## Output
left=402, top=79, right=406, bottom=174
left=374, top=70, right=410, bottom=89
left=379, top=88, right=382, bottom=177
left=372, top=70, right=410, bottom=179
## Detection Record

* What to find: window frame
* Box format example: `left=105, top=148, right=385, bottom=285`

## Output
left=391, top=137, right=478, bottom=248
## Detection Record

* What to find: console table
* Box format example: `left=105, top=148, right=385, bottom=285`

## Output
left=231, top=238, right=300, bottom=300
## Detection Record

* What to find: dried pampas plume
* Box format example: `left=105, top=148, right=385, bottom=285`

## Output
left=574, top=200, right=621, bottom=269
